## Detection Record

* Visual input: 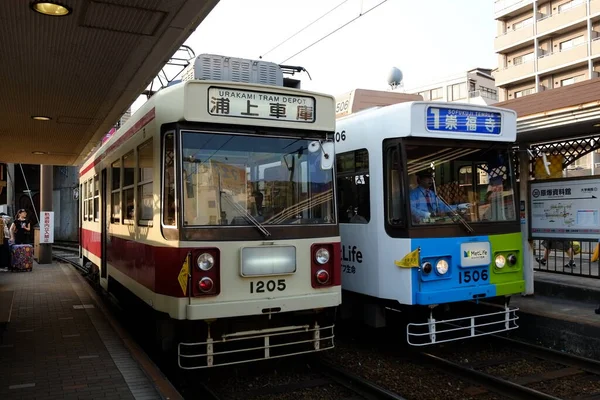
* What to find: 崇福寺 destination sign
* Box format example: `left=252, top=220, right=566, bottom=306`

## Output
left=426, top=107, right=501, bottom=135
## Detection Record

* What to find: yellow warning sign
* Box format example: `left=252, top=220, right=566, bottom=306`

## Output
left=394, top=248, right=420, bottom=268
left=178, top=254, right=190, bottom=296
left=534, top=154, right=563, bottom=180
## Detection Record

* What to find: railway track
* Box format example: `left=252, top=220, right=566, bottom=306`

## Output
left=195, top=359, right=407, bottom=400
left=418, top=334, right=600, bottom=400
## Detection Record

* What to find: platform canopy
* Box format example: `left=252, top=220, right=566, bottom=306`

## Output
left=495, top=78, right=600, bottom=146
left=0, top=0, right=218, bottom=166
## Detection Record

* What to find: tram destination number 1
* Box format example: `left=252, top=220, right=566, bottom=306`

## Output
left=250, top=279, right=286, bottom=293
left=458, top=270, right=488, bottom=284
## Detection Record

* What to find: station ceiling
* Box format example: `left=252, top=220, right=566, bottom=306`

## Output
left=0, top=0, right=218, bottom=166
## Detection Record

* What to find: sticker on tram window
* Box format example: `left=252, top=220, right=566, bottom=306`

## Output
left=458, top=270, right=488, bottom=284
left=250, top=279, right=287, bottom=293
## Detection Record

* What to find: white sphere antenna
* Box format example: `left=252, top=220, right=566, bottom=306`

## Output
left=387, top=67, right=403, bottom=91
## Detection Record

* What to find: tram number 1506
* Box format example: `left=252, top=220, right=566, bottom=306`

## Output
left=458, top=270, right=488, bottom=284
left=250, top=279, right=286, bottom=293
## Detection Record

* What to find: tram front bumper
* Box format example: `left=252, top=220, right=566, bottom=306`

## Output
left=185, top=291, right=341, bottom=320
left=415, top=280, right=525, bottom=305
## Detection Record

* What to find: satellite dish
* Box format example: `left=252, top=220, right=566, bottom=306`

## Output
left=308, top=141, right=320, bottom=153
left=387, top=67, right=403, bottom=90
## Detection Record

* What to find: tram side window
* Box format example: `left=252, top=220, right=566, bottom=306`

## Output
left=93, top=175, right=99, bottom=221
left=163, top=133, right=176, bottom=226
left=111, top=159, right=121, bottom=224
left=336, top=149, right=370, bottom=223
left=385, top=147, right=404, bottom=225
left=87, top=178, right=93, bottom=220
left=83, top=181, right=88, bottom=221
left=122, top=151, right=135, bottom=224
left=137, top=139, right=154, bottom=223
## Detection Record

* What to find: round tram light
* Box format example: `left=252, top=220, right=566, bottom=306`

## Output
left=495, top=255, right=506, bottom=269
left=436, top=259, right=449, bottom=275
left=198, top=277, right=214, bottom=292
left=197, top=253, right=214, bottom=271
left=421, top=262, right=432, bottom=274
left=315, top=248, right=330, bottom=264
left=315, top=269, right=330, bottom=284
left=507, top=254, right=517, bottom=266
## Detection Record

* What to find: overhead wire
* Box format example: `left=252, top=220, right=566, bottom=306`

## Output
left=279, top=0, right=389, bottom=64
left=259, top=0, right=350, bottom=60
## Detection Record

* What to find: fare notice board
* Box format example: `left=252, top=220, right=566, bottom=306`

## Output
left=530, top=177, right=600, bottom=240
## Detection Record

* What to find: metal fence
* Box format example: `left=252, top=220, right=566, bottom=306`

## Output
left=533, top=239, right=600, bottom=278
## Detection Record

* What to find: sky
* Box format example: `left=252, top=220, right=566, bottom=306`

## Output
left=131, top=0, right=497, bottom=112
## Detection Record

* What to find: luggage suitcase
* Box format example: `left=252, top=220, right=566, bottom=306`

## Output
left=11, top=244, right=33, bottom=272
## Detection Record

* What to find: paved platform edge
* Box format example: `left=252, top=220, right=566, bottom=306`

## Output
left=509, top=304, right=600, bottom=360
left=60, top=262, right=183, bottom=400
left=533, top=272, right=600, bottom=305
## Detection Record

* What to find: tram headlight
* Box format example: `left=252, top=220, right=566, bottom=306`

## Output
left=495, top=254, right=506, bottom=269
left=436, top=259, right=449, bottom=275
left=197, top=253, right=214, bottom=271
left=315, top=248, right=330, bottom=264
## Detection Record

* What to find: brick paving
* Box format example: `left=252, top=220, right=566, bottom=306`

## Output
left=0, top=262, right=165, bottom=400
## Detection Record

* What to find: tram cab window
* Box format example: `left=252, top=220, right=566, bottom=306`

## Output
left=385, top=147, right=404, bottom=225
left=335, top=149, right=370, bottom=224
left=180, top=131, right=335, bottom=227
left=404, top=142, right=516, bottom=226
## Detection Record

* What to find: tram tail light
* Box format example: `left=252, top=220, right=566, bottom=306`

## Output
left=191, top=248, right=220, bottom=297
left=311, top=243, right=341, bottom=288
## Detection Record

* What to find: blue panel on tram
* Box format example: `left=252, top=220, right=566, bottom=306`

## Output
left=426, top=107, right=502, bottom=135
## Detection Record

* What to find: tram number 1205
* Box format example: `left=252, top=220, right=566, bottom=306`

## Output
left=250, top=279, right=286, bottom=293
left=458, top=270, right=488, bottom=284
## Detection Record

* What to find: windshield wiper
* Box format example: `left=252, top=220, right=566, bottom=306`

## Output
left=430, top=162, right=474, bottom=234
left=220, top=190, right=271, bottom=237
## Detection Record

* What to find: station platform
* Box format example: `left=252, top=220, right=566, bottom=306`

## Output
left=0, top=260, right=181, bottom=400
left=508, top=270, right=600, bottom=360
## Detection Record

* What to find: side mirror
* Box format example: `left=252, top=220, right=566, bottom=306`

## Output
left=320, top=141, right=335, bottom=170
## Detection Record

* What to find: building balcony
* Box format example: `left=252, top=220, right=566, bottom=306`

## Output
left=495, top=25, right=534, bottom=50
left=494, top=0, right=534, bottom=19
left=537, top=43, right=588, bottom=72
left=592, top=0, right=600, bottom=16
left=537, top=4, right=587, bottom=36
left=494, top=61, right=535, bottom=85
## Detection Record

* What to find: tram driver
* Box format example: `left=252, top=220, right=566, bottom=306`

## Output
left=409, top=169, right=453, bottom=223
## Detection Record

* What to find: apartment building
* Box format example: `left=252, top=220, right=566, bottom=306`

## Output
left=402, top=68, right=499, bottom=105
left=494, top=0, right=600, bottom=101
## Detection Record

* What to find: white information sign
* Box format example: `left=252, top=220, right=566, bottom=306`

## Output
left=40, top=211, right=54, bottom=244
left=207, top=87, right=316, bottom=123
left=530, top=178, right=600, bottom=239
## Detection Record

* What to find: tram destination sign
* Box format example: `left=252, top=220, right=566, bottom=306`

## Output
left=207, top=87, right=316, bottom=123
left=426, top=106, right=501, bottom=135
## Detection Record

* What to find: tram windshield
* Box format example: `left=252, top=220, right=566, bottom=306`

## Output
left=388, top=142, right=517, bottom=227
left=181, top=131, right=335, bottom=227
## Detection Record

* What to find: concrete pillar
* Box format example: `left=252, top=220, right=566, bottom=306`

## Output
left=38, top=165, right=53, bottom=264
left=519, top=146, right=534, bottom=296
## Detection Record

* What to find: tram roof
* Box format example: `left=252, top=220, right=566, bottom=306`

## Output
left=495, top=78, right=600, bottom=145
left=0, top=0, right=218, bottom=166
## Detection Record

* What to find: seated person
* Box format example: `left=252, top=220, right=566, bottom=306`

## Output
left=409, top=169, right=453, bottom=222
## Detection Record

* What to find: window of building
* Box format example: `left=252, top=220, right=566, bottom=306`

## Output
left=561, top=77, right=576, bottom=86
left=479, top=86, right=498, bottom=100
left=558, top=0, right=584, bottom=13
left=336, top=149, right=370, bottom=223
left=418, top=90, right=430, bottom=100
left=447, top=83, right=467, bottom=101
left=514, top=87, right=535, bottom=98
left=137, top=139, right=154, bottom=222
left=512, top=16, right=533, bottom=30
left=513, top=52, right=534, bottom=65
left=559, top=35, right=585, bottom=51
left=431, top=87, right=443, bottom=100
